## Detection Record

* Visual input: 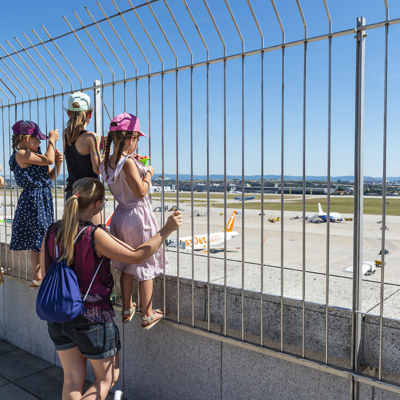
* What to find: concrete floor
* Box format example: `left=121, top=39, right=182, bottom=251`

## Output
left=0, top=339, right=118, bottom=400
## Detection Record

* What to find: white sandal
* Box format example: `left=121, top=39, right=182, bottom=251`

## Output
left=142, top=310, right=163, bottom=330
left=121, top=302, right=137, bottom=323
left=31, top=279, right=42, bottom=288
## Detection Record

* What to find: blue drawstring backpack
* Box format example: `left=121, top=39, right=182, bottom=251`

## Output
left=36, top=226, right=103, bottom=323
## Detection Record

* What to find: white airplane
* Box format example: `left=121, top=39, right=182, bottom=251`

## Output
left=165, top=211, right=239, bottom=251
left=344, top=261, right=376, bottom=276
left=318, top=203, right=343, bottom=222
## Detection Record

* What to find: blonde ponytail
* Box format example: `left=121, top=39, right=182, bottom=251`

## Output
left=56, top=177, right=105, bottom=265
left=65, top=105, right=92, bottom=145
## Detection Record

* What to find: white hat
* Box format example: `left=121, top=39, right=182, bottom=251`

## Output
left=68, top=92, right=91, bottom=112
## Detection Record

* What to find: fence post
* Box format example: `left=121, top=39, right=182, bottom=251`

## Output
left=93, top=80, right=102, bottom=137
left=352, top=16, right=366, bottom=400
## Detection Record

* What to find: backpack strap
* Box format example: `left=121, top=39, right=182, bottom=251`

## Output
left=73, top=225, right=104, bottom=302
left=55, top=225, right=91, bottom=259
left=54, top=224, right=103, bottom=302
left=82, top=257, right=104, bottom=302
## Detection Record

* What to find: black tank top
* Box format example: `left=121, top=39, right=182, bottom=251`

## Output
left=64, top=130, right=99, bottom=196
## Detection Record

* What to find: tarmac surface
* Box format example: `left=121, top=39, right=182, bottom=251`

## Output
left=156, top=198, right=400, bottom=319
left=0, top=339, right=118, bottom=399
left=1, top=194, right=400, bottom=318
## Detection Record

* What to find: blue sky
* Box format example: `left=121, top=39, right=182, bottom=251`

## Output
left=1, top=0, right=400, bottom=178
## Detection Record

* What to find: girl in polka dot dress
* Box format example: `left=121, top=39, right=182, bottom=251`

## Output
left=9, top=120, right=63, bottom=287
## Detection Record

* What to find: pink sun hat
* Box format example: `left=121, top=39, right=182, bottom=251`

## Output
left=109, top=112, right=146, bottom=137
left=12, top=120, right=48, bottom=140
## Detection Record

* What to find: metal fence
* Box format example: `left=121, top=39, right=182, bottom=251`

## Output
left=1, top=0, right=400, bottom=398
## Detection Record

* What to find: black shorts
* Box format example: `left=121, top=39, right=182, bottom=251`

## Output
left=47, top=319, right=120, bottom=360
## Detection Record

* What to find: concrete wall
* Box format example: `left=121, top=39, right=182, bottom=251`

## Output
left=1, top=245, right=400, bottom=399
left=0, top=275, right=352, bottom=400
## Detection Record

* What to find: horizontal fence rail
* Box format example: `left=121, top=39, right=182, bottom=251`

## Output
left=1, top=1, right=400, bottom=398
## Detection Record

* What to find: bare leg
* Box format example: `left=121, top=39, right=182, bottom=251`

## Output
left=140, top=279, right=163, bottom=328
left=31, top=251, right=42, bottom=282
left=139, top=279, right=153, bottom=317
left=57, top=347, right=87, bottom=400
left=139, top=279, right=162, bottom=314
left=82, top=353, right=120, bottom=400
left=120, top=273, right=134, bottom=313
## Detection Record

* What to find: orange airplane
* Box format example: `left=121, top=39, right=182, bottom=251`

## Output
left=165, top=211, right=238, bottom=251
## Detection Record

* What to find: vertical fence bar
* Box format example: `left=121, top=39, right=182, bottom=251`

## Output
left=203, top=0, right=227, bottom=334
left=270, top=0, right=286, bottom=353
left=223, top=30, right=227, bottom=338
left=183, top=0, right=210, bottom=330
left=295, top=0, right=308, bottom=359
left=378, top=0, right=389, bottom=382
left=323, top=0, right=332, bottom=366
left=0, top=87, right=8, bottom=256
left=163, top=0, right=193, bottom=324
left=206, top=52, right=210, bottom=332
left=94, top=80, right=102, bottom=151
left=125, top=1, right=164, bottom=312
left=0, top=94, right=6, bottom=272
left=11, top=91, right=15, bottom=279
left=224, top=0, right=245, bottom=342
left=247, top=0, right=264, bottom=346
left=62, top=91, right=65, bottom=206
left=175, top=65, right=180, bottom=321
left=1, top=83, right=17, bottom=279
left=190, top=57, right=194, bottom=326
left=0, top=78, right=19, bottom=260
left=241, top=29, right=245, bottom=343
left=351, top=16, right=366, bottom=400
left=280, top=41, right=285, bottom=352
left=0, top=83, right=16, bottom=278
left=145, top=0, right=179, bottom=322
left=161, top=68, right=165, bottom=317
left=94, top=79, right=103, bottom=227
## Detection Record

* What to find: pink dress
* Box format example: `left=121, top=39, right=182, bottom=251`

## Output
left=99, top=155, right=169, bottom=281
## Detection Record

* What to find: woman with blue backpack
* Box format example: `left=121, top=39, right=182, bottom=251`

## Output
left=39, top=177, right=182, bottom=400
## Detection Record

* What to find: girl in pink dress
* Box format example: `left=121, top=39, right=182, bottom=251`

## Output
left=100, top=112, right=169, bottom=329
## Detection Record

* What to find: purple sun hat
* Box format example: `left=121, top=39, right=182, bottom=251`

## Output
left=12, top=120, right=48, bottom=140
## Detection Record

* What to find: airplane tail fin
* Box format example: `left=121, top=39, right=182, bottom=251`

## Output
left=105, top=212, right=114, bottom=228
left=226, top=211, right=237, bottom=232
left=318, top=203, right=324, bottom=215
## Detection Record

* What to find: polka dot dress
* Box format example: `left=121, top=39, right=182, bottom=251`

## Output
left=9, top=148, right=54, bottom=253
